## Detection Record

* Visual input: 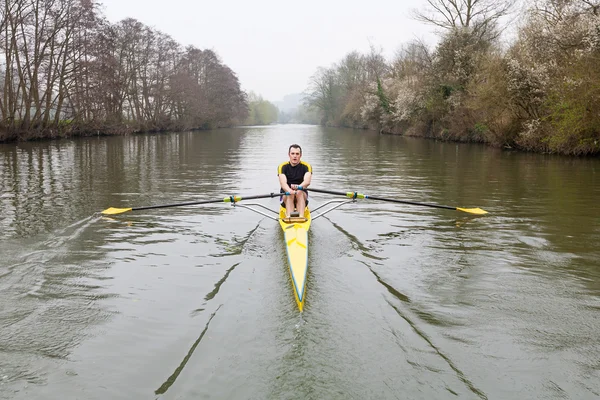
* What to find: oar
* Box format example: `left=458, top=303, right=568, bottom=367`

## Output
left=101, top=192, right=282, bottom=215
left=305, top=187, right=488, bottom=215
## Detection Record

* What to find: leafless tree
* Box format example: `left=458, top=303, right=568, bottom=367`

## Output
left=412, top=0, right=517, bottom=40
left=304, top=67, right=342, bottom=125
left=0, top=0, right=248, bottom=141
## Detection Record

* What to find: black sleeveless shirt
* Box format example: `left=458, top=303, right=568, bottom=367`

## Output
left=277, top=161, right=312, bottom=185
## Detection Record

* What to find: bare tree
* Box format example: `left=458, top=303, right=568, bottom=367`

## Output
left=304, top=67, right=342, bottom=125
left=0, top=0, right=247, bottom=141
left=413, top=0, right=517, bottom=40
left=391, top=40, right=433, bottom=82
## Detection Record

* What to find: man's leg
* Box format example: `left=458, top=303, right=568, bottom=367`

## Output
left=295, top=191, right=307, bottom=217
left=284, top=193, right=295, bottom=217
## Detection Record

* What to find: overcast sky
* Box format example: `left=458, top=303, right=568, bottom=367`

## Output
left=98, top=0, right=437, bottom=102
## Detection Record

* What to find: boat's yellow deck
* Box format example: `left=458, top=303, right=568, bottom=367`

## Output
left=279, top=207, right=311, bottom=311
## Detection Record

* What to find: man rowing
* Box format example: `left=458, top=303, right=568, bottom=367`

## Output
left=278, top=144, right=312, bottom=218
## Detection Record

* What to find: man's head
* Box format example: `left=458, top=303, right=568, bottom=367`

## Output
left=288, top=144, right=302, bottom=165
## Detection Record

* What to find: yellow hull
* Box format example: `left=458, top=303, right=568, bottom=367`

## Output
left=279, top=206, right=311, bottom=311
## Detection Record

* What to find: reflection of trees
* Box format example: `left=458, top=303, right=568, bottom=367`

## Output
left=0, top=129, right=245, bottom=239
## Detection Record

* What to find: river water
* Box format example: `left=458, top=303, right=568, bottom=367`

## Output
left=0, top=125, right=599, bottom=399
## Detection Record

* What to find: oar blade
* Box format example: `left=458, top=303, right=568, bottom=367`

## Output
left=456, top=207, right=488, bottom=215
left=101, top=207, right=133, bottom=215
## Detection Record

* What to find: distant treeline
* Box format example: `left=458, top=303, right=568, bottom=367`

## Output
left=244, top=92, right=278, bottom=126
left=244, top=92, right=319, bottom=126
left=304, top=0, right=600, bottom=156
left=0, top=0, right=248, bottom=142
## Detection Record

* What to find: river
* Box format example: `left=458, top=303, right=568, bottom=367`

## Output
left=1, top=125, right=599, bottom=399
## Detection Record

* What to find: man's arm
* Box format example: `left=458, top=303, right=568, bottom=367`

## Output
left=279, top=174, right=293, bottom=192
left=299, top=171, right=312, bottom=188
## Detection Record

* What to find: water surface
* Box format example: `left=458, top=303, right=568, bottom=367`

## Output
left=1, top=126, right=599, bottom=399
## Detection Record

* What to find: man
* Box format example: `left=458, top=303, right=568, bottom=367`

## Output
left=278, top=144, right=312, bottom=218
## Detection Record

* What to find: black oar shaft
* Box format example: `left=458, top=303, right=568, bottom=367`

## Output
left=361, top=195, right=455, bottom=210
left=131, top=193, right=279, bottom=211
left=306, top=188, right=346, bottom=196
left=307, top=187, right=456, bottom=211
left=132, top=199, right=221, bottom=211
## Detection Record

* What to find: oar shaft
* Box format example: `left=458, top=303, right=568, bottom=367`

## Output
left=360, top=195, right=456, bottom=211
left=132, top=199, right=222, bottom=211
left=306, top=187, right=459, bottom=211
left=131, top=193, right=280, bottom=211
left=102, top=192, right=285, bottom=215
left=305, top=188, right=348, bottom=197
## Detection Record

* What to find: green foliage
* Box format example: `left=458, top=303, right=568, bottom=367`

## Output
left=376, top=77, right=392, bottom=113
left=464, top=52, right=519, bottom=146
left=473, top=122, right=488, bottom=135
left=439, top=84, right=454, bottom=99
left=545, top=82, right=600, bottom=155
left=58, top=119, right=74, bottom=128
left=245, top=93, right=279, bottom=126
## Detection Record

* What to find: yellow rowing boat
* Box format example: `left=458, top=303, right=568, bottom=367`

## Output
left=279, top=206, right=311, bottom=312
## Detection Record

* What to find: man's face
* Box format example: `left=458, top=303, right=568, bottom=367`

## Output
left=289, top=147, right=302, bottom=165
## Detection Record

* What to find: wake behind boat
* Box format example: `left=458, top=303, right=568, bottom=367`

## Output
left=100, top=188, right=487, bottom=311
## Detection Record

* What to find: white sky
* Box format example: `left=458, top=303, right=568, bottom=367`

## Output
left=98, top=0, right=437, bottom=102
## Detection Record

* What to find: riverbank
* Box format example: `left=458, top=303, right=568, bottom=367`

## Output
left=0, top=121, right=239, bottom=144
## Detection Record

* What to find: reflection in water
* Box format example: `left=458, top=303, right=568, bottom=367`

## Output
left=0, top=131, right=246, bottom=239
left=0, top=126, right=599, bottom=399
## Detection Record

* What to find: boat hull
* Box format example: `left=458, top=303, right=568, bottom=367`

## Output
left=279, top=206, right=311, bottom=311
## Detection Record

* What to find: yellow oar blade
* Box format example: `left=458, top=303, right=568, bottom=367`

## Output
left=457, top=207, right=488, bottom=215
left=101, top=207, right=133, bottom=215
